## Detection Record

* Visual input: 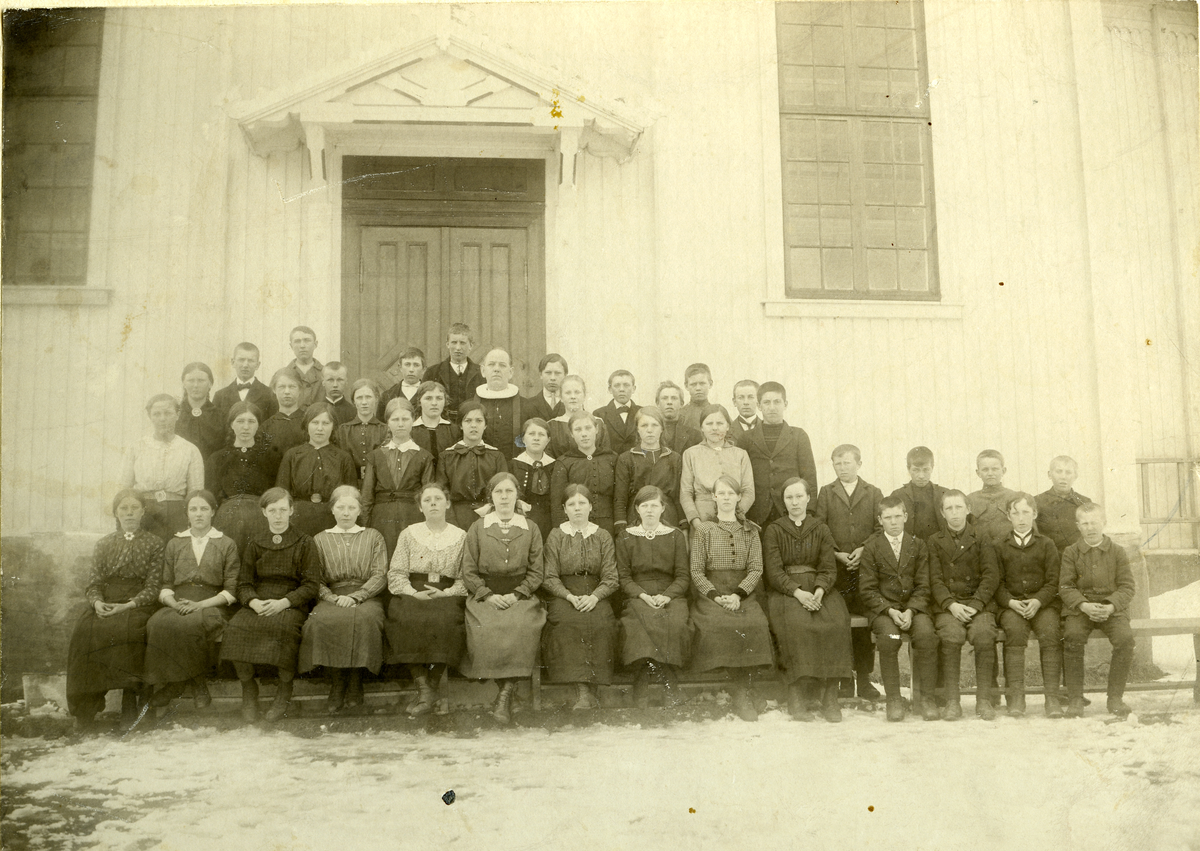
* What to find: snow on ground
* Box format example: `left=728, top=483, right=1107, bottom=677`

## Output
left=1151, top=580, right=1200, bottom=681
left=3, top=690, right=1199, bottom=851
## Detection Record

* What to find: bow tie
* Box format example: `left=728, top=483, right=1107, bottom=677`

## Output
left=238, top=383, right=253, bottom=390
left=528, top=461, right=550, bottom=495
left=452, top=444, right=489, bottom=457
left=616, top=405, right=630, bottom=412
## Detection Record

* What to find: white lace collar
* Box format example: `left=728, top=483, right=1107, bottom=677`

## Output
left=514, top=451, right=555, bottom=466
left=558, top=521, right=599, bottom=538
left=327, top=524, right=365, bottom=534
left=626, top=525, right=676, bottom=538
left=418, top=418, right=453, bottom=428
left=175, top=528, right=224, bottom=539
left=409, top=522, right=465, bottom=548
left=484, top=513, right=529, bottom=530
left=383, top=439, right=420, bottom=452
left=476, top=384, right=520, bottom=400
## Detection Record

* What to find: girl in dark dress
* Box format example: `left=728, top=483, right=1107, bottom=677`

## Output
left=361, top=397, right=435, bottom=556
left=299, top=486, right=388, bottom=714
left=145, top=489, right=239, bottom=709
left=67, top=490, right=163, bottom=729
left=460, top=473, right=546, bottom=724
left=541, top=484, right=619, bottom=710
left=763, top=477, right=853, bottom=722
left=260, top=367, right=307, bottom=456
left=387, top=482, right=469, bottom=717
left=276, top=403, right=357, bottom=536
left=511, top=417, right=555, bottom=543
left=220, top=487, right=321, bottom=723
left=410, top=381, right=460, bottom=478
left=551, top=410, right=618, bottom=537
left=176, top=362, right=223, bottom=461
left=437, top=400, right=507, bottom=531
left=547, top=375, right=612, bottom=459
left=688, top=474, right=774, bottom=722
left=613, top=406, right=685, bottom=533
left=335, top=378, right=388, bottom=485
left=616, top=485, right=692, bottom=708
left=208, top=401, right=281, bottom=554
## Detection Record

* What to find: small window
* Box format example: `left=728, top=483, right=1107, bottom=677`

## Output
left=2, top=8, right=104, bottom=288
left=777, top=1, right=938, bottom=299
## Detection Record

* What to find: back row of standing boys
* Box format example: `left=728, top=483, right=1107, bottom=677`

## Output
left=147, top=322, right=1135, bottom=722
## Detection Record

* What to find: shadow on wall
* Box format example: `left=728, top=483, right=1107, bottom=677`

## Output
left=1, top=536, right=98, bottom=702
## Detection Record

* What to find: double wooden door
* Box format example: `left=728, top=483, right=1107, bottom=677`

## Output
left=342, top=221, right=545, bottom=394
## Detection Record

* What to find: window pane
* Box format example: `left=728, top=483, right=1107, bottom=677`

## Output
left=780, top=65, right=816, bottom=108
left=788, top=247, right=823, bottom=290
left=812, top=24, right=845, bottom=65
left=862, top=120, right=893, bottom=163
left=864, top=206, right=896, bottom=247
left=887, top=0, right=916, bottom=29
left=893, top=122, right=922, bottom=163
left=867, top=249, right=898, bottom=291
left=856, top=66, right=890, bottom=109
left=819, top=205, right=852, bottom=246
left=863, top=163, right=895, bottom=205
left=898, top=249, right=930, bottom=291
left=895, top=164, right=924, bottom=206
left=786, top=204, right=821, bottom=245
left=856, top=26, right=888, bottom=66
left=817, top=119, right=849, bottom=160
left=889, top=68, right=920, bottom=106
left=785, top=161, right=819, bottom=198
left=822, top=247, right=855, bottom=290
left=782, top=118, right=818, bottom=160
left=819, top=163, right=851, bottom=203
left=895, top=206, right=927, bottom=249
left=814, top=65, right=846, bottom=107
left=887, top=28, right=919, bottom=70
left=779, top=23, right=814, bottom=64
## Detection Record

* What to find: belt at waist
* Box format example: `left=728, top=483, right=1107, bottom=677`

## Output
left=141, top=490, right=184, bottom=502
left=783, top=565, right=817, bottom=576
left=372, top=492, right=418, bottom=504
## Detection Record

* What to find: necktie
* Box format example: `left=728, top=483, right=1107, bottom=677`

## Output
left=530, top=460, right=549, bottom=495
left=890, top=538, right=902, bottom=560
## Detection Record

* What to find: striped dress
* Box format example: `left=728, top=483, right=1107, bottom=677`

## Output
left=299, top=526, right=388, bottom=673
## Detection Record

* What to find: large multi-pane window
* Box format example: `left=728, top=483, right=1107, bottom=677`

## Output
left=777, top=1, right=938, bottom=299
left=2, top=8, right=104, bottom=288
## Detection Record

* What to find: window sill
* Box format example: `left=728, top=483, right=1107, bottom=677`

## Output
left=1, top=287, right=111, bottom=306
left=762, top=299, right=963, bottom=320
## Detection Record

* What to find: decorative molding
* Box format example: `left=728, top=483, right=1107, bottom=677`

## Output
left=231, top=30, right=652, bottom=185
left=1, top=287, right=112, bottom=306
left=762, top=299, right=963, bottom=320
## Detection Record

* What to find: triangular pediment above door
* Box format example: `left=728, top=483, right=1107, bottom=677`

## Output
left=231, top=30, right=651, bottom=175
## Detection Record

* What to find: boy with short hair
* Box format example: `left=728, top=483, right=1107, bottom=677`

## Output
left=993, top=493, right=1063, bottom=718
left=1036, top=456, right=1092, bottom=554
left=678, top=363, right=730, bottom=432
left=523, top=353, right=569, bottom=421
left=377, top=347, right=426, bottom=419
left=422, top=323, right=484, bottom=423
left=656, top=381, right=701, bottom=455
left=890, top=446, right=950, bottom=541
left=967, top=450, right=1019, bottom=543
left=286, top=326, right=323, bottom=409
left=213, top=342, right=278, bottom=422
left=741, top=381, right=817, bottom=525
left=814, top=444, right=883, bottom=700
left=594, top=370, right=641, bottom=455
left=321, top=362, right=356, bottom=425
left=858, top=496, right=939, bottom=722
left=729, top=379, right=761, bottom=444
left=1060, top=503, right=1136, bottom=718
left=927, top=489, right=1000, bottom=721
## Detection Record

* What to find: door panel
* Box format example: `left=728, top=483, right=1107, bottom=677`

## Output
left=344, top=223, right=543, bottom=395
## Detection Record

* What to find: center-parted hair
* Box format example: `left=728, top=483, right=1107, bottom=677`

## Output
left=301, top=401, right=337, bottom=431
left=185, top=489, right=219, bottom=512
left=779, top=476, right=809, bottom=499
left=330, top=484, right=362, bottom=507
left=180, top=362, right=214, bottom=385
left=562, top=483, right=593, bottom=505
left=1005, top=492, right=1037, bottom=514
left=633, top=485, right=666, bottom=509
left=384, top=397, right=415, bottom=422
left=259, top=486, right=293, bottom=510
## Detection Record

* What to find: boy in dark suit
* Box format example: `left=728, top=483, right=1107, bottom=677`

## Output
left=928, top=489, right=1000, bottom=720
left=213, top=342, right=278, bottom=423
left=1060, top=502, right=1136, bottom=718
left=376, top=346, right=426, bottom=419
left=656, top=381, right=701, bottom=454
left=814, top=443, right=884, bottom=700
left=993, top=492, right=1063, bottom=718
left=593, top=369, right=640, bottom=455
left=286, top=326, right=323, bottom=409
left=890, top=446, right=950, bottom=542
left=523, top=353, right=568, bottom=421
left=742, top=381, right=817, bottom=525
left=858, top=496, right=940, bottom=721
left=729, top=379, right=761, bottom=444
left=320, top=362, right=356, bottom=425
left=678, top=363, right=731, bottom=431
left=1036, top=455, right=1092, bottom=554
left=422, top=323, right=485, bottom=424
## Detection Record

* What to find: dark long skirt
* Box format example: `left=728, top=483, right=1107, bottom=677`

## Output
left=766, top=582, right=853, bottom=682
left=142, top=499, right=188, bottom=542
left=460, top=575, right=545, bottom=680
left=385, top=574, right=466, bottom=666
left=448, top=501, right=486, bottom=531
left=66, top=580, right=156, bottom=715
left=213, top=495, right=268, bottom=556
left=368, top=499, right=423, bottom=557
left=688, top=569, right=774, bottom=673
left=526, top=493, right=551, bottom=544
left=220, top=607, right=307, bottom=671
left=290, top=500, right=336, bottom=537
left=541, top=575, right=616, bottom=684
left=298, top=582, right=385, bottom=673
left=619, top=575, right=692, bottom=667
left=144, top=584, right=234, bottom=685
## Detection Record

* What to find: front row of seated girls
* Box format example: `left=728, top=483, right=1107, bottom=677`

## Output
left=65, top=476, right=1136, bottom=730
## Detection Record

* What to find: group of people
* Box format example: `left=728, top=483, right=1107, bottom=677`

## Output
left=67, top=323, right=1138, bottom=729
